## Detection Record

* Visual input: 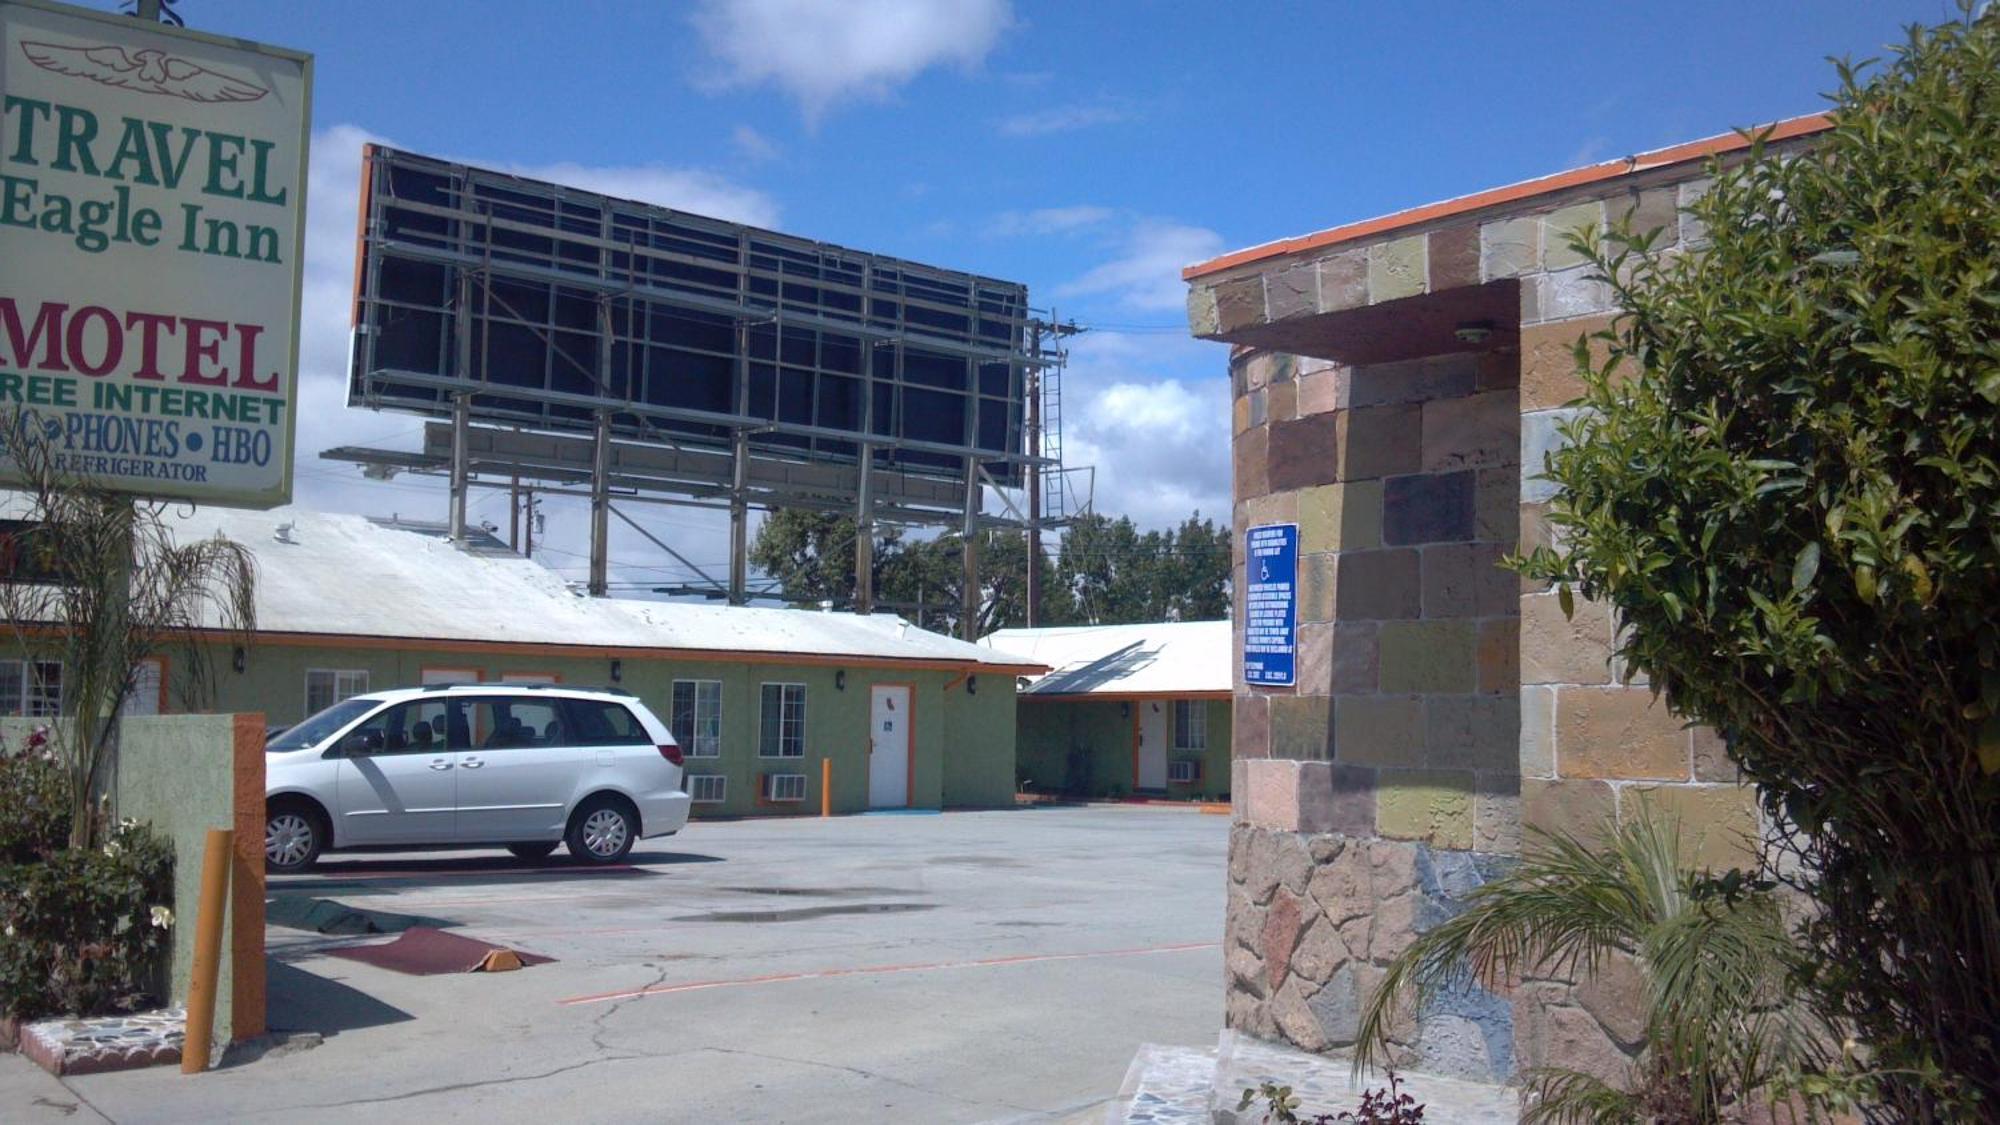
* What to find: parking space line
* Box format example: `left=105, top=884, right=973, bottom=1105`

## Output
left=555, top=941, right=1220, bottom=1006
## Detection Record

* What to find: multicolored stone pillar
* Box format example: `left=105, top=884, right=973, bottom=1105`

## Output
left=1185, top=116, right=1828, bottom=1084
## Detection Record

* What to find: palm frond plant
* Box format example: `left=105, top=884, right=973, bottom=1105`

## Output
left=0, top=409, right=256, bottom=849
left=1354, top=809, right=1842, bottom=1124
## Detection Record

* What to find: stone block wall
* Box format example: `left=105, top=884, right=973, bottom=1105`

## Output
left=1225, top=339, right=1523, bottom=1082
left=1191, top=134, right=1817, bottom=1087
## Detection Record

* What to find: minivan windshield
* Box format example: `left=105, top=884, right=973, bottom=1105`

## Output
left=266, top=698, right=378, bottom=752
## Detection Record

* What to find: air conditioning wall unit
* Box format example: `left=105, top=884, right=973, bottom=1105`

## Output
left=1168, top=760, right=1201, bottom=784
left=688, top=774, right=727, bottom=803
left=762, top=773, right=807, bottom=802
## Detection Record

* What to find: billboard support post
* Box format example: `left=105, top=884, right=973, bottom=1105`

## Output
left=960, top=458, right=980, bottom=641
left=855, top=444, right=875, bottom=615
left=589, top=412, right=611, bottom=597
left=728, top=431, right=748, bottom=604
left=448, top=395, right=470, bottom=543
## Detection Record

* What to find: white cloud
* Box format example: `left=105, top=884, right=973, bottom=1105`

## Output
left=1058, top=358, right=1230, bottom=531
left=505, top=161, right=780, bottom=228
left=691, top=0, right=1014, bottom=121
left=1055, top=221, right=1225, bottom=313
left=732, top=123, right=781, bottom=164
left=987, top=204, right=1114, bottom=238
left=996, top=103, right=1130, bottom=138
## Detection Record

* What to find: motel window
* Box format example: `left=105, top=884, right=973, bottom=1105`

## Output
left=1173, top=699, right=1207, bottom=752
left=305, top=669, right=370, bottom=716
left=758, top=683, right=806, bottom=758
left=0, top=660, right=62, bottom=717
left=671, top=680, right=723, bottom=758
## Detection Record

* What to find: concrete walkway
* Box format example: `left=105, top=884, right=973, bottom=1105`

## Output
left=4, top=808, right=1227, bottom=1124
left=1105, top=1031, right=1519, bottom=1124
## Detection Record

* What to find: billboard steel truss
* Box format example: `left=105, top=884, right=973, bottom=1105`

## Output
left=337, top=146, right=1089, bottom=627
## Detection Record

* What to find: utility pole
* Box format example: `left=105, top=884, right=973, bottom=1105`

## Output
left=1025, top=314, right=1082, bottom=627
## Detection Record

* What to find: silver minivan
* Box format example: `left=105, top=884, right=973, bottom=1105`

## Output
left=263, top=683, right=690, bottom=873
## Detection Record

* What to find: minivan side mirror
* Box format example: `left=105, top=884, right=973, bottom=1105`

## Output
left=337, top=730, right=383, bottom=755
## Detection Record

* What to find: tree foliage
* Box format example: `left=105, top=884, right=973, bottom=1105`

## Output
left=1515, top=9, right=2000, bottom=1114
left=748, top=508, right=1230, bottom=633
left=0, top=414, right=257, bottom=849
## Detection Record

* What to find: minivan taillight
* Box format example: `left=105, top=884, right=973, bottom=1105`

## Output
left=658, top=742, right=683, bottom=766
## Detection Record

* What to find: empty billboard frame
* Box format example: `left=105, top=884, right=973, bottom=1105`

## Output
left=349, top=145, right=1032, bottom=489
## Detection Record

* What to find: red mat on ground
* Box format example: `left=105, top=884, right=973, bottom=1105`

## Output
left=322, top=926, right=555, bottom=975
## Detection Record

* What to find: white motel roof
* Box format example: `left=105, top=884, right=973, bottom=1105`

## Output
left=163, top=507, right=1041, bottom=672
left=979, top=620, right=1232, bottom=698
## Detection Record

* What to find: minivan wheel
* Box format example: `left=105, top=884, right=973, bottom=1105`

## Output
left=506, top=842, right=559, bottom=862
left=566, top=796, right=636, bottom=864
left=266, top=800, right=323, bottom=874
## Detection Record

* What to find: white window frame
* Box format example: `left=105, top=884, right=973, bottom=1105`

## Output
left=757, top=682, right=807, bottom=759
left=0, top=659, right=63, bottom=717
left=763, top=772, right=807, bottom=801
left=687, top=774, right=727, bottom=804
left=1172, top=699, right=1207, bottom=752
left=305, top=668, right=370, bottom=716
left=672, top=679, right=724, bottom=758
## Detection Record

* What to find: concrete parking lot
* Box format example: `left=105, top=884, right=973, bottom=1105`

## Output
left=3, top=806, right=1226, bottom=1124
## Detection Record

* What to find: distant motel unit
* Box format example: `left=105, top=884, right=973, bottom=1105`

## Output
left=7, top=508, right=1040, bottom=817
left=982, top=622, right=1232, bottom=801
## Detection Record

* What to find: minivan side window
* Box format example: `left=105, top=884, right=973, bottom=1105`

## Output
left=458, top=698, right=566, bottom=751
left=347, top=699, right=452, bottom=754
left=563, top=699, right=649, bottom=746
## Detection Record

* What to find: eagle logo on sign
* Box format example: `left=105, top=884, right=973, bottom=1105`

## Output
left=19, top=41, right=268, bottom=104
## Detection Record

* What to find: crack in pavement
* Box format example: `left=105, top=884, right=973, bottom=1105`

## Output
left=589, top=960, right=672, bottom=1055
left=294, top=1053, right=655, bottom=1110
left=693, top=1045, right=1041, bottom=1115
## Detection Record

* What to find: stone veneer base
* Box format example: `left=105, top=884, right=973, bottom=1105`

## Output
left=18, top=1008, right=185, bottom=1076
left=1226, top=825, right=1516, bottom=1082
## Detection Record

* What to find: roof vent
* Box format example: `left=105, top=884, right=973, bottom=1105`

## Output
left=273, top=522, right=296, bottom=544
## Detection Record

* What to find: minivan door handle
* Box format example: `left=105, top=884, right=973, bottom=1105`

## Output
left=428, top=758, right=453, bottom=771
left=459, top=756, right=484, bottom=769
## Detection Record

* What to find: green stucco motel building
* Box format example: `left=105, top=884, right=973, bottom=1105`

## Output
left=982, top=621, right=1232, bottom=802
left=10, top=509, right=1039, bottom=817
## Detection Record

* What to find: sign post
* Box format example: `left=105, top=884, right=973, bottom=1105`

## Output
left=1243, top=523, right=1298, bottom=687
left=0, top=0, right=311, bottom=508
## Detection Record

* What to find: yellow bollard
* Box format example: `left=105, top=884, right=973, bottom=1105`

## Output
left=821, top=756, right=831, bottom=818
left=181, top=827, right=233, bottom=1074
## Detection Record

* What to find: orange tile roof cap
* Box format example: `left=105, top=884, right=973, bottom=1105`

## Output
left=1183, top=113, right=1831, bottom=281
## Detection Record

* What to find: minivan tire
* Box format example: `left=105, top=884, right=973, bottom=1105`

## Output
left=266, top=799, right=324, bottom=874
left=566, top=795, right=636, bottom=864
left=506, top=842, right=559, bottom=862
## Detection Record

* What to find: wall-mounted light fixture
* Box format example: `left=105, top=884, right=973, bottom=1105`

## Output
left=835, top=669, right=847, bottom=691
left=1453, top=319, right=1496, bottom=345
left=231, top=645, right=246, bottom=673
left=609, top=659, right=623, bottom=684
left=966, top=675, right=978, bottom=695
left=1119, top=701, right=1131, bottom=719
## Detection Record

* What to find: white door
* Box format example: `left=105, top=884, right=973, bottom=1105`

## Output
left=334, top=699, right=457, bottom=845
left=121, top=657, right=163, bottom=717
left=868, top=685, right=910, bottom=808
left=451, top=696, right=577, bottom=841
left=1138, top=701, right=1168, bottom=790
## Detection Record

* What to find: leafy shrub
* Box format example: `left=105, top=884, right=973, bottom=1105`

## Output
left=0, top=727, right=68, bottom=864
left=0, top=818, right=174, bottom=1020
left=1237, top=1072, right=1426, bottom=1124
left=1514, top=7, right=2000, bottom=1114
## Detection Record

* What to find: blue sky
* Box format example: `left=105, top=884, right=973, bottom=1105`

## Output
left=147, top=0, right=1944, bottom=591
